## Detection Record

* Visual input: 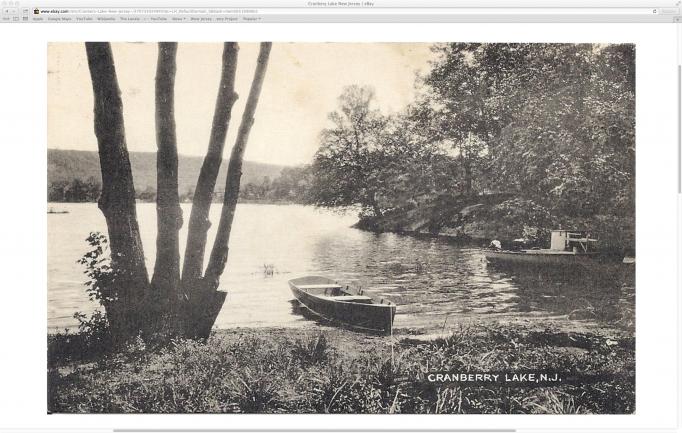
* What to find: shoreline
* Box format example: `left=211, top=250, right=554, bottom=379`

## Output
left=48, top=308, right=635, bottom=338
left=48, top=200, right=635, bottom=255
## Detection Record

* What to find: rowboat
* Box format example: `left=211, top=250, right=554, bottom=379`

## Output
left=288, top=276, right=396, bottom=334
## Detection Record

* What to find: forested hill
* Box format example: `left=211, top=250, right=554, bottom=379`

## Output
left=48, top=149, right=286, bottom=197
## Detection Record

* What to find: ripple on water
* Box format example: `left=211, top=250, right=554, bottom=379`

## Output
left=48, top=203, right=635, bottom=331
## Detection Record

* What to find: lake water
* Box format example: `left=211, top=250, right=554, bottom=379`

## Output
left=48, top=203, right=634, bottom=332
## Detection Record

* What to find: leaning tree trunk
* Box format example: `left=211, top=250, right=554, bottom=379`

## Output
left=181, top=43, right=239, bottom=289
left=183, top=42, right=272, bottom=339
left=205, top=42, right=272, bottom=287
left=85, top=42, right=150, bottom=339
left=151, top=42, right=182, bottom=320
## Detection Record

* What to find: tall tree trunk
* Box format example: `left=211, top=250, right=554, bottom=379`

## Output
left=205, top=42, right=272, bottom=288
left=371, top=202, right=383, bottom=219
left=464, top=157, right=473, bottom=196
left=151, top=42, right=182, bottom=314
left=85, top=42, right=149, bottom=339
left=182, top=43, right=239, bottom=288
left=367, top=192, right=383, bottom=219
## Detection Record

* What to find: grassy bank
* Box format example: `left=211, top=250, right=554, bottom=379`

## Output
left=48, top=322, right=634, bottom=414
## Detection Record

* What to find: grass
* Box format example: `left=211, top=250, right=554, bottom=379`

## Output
left=47, top=323, right=635, bottom=414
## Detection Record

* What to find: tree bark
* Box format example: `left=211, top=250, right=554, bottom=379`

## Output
left=151, top=42, right=182, bottom=310
left=85, top=42, right=149, bottom=338
left=370, top=199, right=384, bottom=219
left=464, top=156, right=473, bottom=196
left=182, top=42, right=239, bottom=287
left=204, top=42, right=272, bottom=288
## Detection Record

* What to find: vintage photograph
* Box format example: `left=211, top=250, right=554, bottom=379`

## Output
left=47, top=41, right=635, bottom=414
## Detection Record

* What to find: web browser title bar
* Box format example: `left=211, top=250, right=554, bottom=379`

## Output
left=30, top=7, right=672, bottom=15
left=2, top=3, right=680, bottom=22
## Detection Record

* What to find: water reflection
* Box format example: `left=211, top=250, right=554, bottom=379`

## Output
left=497, top=264, right=635, bottom=323
left=307, top=231, right=634, bottom=329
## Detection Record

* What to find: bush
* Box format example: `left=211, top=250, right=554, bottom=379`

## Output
left=76, top=232, right=117, bottom=306
left=73, top=309, right=112, bottom=354
left=291, top=333, right=329, bottom=366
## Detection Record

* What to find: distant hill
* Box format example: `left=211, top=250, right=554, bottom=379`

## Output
left=48, top=149, right=287, bottom=194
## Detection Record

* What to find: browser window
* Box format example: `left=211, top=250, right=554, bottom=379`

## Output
left=0, top=1, right=680, bottom=432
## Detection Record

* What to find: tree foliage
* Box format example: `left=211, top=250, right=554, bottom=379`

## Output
left=240, top=166, right=313, bottom=203
left=311, top=86, right=388, bottom=216
left=48, top=177, right=102, bottom=202
left=310, top=43, right=635, bottom=251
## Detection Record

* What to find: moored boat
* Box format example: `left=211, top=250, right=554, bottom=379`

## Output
left=288, top=276, right=396, bottom=334
left=485, top=230, right=601, bottom=268
left=47, top=207, right=69, bottom=214
left=485, top=249, right=600, bottom=267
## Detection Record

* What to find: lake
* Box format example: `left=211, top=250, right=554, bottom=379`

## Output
left=47, top=203, right=634, bottom=332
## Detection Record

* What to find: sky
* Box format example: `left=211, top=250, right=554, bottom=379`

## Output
left=48, top=42, right=435, bottom=166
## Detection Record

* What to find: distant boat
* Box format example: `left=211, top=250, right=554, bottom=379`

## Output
left=289, top=276, right=396, bottom=334
left=485, top=230, right=601, bottom=268
left=47, top=207, right=69, bottom=214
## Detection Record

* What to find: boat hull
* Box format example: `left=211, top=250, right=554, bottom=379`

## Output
left=484, top=250, right=599, bottom=268
left=289, top=278, right=396, bottom=334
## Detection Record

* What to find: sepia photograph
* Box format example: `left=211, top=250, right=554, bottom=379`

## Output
left=46, top=41, right=635, bottom=414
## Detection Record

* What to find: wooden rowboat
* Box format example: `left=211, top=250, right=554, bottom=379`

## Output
left=288, top=276, right=396, bottom=334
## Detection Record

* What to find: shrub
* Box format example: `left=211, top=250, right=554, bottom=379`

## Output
left=291, top=333, right=329, bottom=366
left=76, top=232, right=117, bottom=306
left=73, top=309, right=112, bottom=354
left=228, top=367, right=282, bottom=413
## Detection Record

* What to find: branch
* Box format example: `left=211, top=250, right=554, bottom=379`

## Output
left=182, top=42, right=239, bottom=287
left=204, top=42, right=272, bottom=286
left=151, top=42, right=182, bottom=302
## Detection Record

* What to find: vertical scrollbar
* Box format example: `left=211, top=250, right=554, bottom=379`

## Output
left=674, top=31, right=681, bottom=399
left=678, top=21, right=682, bottom=193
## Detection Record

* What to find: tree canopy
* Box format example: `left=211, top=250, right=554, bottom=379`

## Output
left=310, top=43, right=635, bottom=252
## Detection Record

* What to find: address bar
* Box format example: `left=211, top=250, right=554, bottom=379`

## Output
left=41, top=7, right=665, bottom=15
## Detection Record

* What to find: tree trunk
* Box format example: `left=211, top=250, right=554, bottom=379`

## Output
left=151, top=42, right=182, bottom=315
left=85, top=42, right=150, bottom=339
left=464, top=157, right=473, bottom=196
left=182, top=43, right=239, bottom=288
left=369, top=192, right=383, bottom=219
left=204, top=42, right=272, bottom=289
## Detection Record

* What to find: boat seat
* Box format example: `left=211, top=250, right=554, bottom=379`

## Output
left=297, top=284, right=343, bottom=290
left=325, top=295, right=373, bottom=303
